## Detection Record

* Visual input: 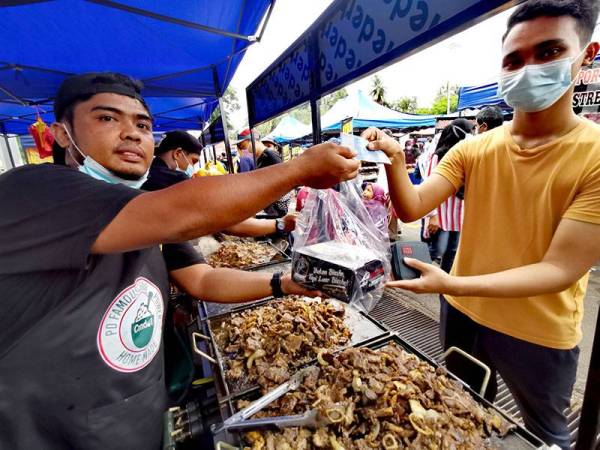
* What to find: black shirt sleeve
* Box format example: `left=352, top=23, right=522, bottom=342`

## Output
left=0, top=164, right=141, bottom=274
left=162, top=242, right=205, bottom=271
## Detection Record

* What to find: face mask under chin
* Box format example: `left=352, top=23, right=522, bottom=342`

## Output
left=62, top=123, right=149, bottom=189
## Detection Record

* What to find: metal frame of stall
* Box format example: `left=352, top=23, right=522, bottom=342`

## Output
left=244, top=0, right=600, bottom=448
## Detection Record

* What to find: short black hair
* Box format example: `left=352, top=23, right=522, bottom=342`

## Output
left=54, top=72, right=149, bottom=125
left=503, top=0, right=599, bottom=45
left=156, top=130, right=203, bottom=155
left=476, top=106, right=504, bottom=130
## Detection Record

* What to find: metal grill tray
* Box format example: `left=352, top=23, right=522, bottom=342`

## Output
left=214, top=333, right=547, bottom=450
left=206, top=297, right=389, bottom=402
left=207, top=240, right=290, bottom=272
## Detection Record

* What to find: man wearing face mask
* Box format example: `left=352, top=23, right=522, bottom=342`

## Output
left=0, top=72, right=359, bottom=450
left=142, top=130, right=201, bottom=191
left=363, top=1, right=600, bottom=448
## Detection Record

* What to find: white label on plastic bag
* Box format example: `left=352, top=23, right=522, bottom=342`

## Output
left=340, top=133, right=391, bottom=165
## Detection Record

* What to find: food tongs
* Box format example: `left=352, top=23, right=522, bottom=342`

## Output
left=212, top=368, right=326, bottom=434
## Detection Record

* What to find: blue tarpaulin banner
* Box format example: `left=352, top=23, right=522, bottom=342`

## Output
left=247, top=0, right=517, bottom=126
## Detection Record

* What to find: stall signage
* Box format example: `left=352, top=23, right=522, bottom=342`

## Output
left=573, top=66, right=600, bottom=111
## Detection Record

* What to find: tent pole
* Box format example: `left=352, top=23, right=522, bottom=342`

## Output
left=250, top=129, right=257, bottom=168
left=308, top=30, right=322, bottom=145
left=575, top=308, right=600, bottom=450
left=219, top=97, right=235, bottom=174
left=1, top=123, right=16, bottom=169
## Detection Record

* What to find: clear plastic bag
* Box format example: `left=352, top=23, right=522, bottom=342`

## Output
left=291, top=179, right=391, bottom=312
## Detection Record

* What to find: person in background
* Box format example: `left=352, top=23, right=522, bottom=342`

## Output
left=237, top=129, right=291, bottom=217
left=361, top=182, right=388, bottom=235
left=476, top=105, right=505, bottom=134
left=416, top=133, right=442, bottom=259
left=428, top=118, right=476, bottom=273
left=143, top=133, right=297, bottom=238
left=364, top=1, right=600, bottom=446
left=262, top=138, right=282, bottom=156
left=218, top=151, right=229, bottom=172
left=403, top=140, right=416, bottom=166
left=142, top=130, right=201, bottom=191
left=0, top=72, right=360, bottom=450
left=236, top=143, right=256, bottom=173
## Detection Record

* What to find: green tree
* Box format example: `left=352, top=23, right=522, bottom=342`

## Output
left=320, top=88, right=349, bottom=115
left=413, top=84, right=459, bottom=115
left=209, top=86, right=241, bottom=123
left=370, top=75, right=388, bottom=107
left=390, top=96, right=418, bottom=113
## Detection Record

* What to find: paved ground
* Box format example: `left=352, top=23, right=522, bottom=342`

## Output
left=394, top=221, right=599, bottom=405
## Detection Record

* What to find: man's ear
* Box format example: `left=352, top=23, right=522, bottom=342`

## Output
left=583, top=42, right=600, bottom=66
left=51, top=122, right=70, bottom=148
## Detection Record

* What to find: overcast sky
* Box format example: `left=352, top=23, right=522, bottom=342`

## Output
left=228, top=1, right=600, bottom=129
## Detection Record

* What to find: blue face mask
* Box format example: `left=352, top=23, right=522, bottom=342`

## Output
left=175, top=153, right=195, bottom=178
left=63, top=124, right=148, bottom=189
left=497, top=49, right=585, bottom=113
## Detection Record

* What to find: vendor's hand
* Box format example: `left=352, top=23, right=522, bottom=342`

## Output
left=295, top=143, right=360, bottom=189
left=282, top=213, right=298, bottom=232
left=386, top=258, right=452, bottom=294
left=281, top=274, right=321, bottom=297
left=361, top=127, right=404, bottom=161
left=427, top=215, right=440, bottom=235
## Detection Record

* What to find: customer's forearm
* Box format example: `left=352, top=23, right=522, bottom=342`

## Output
left=448, top=262, right=578, bottom=298
left=385, top=155, right=428, bottom=222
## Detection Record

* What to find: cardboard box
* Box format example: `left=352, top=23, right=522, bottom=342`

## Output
left=292, top=241, right=385, bottom=303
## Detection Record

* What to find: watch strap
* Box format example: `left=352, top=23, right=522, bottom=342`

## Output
left=270, top=272, right=284, bottom=298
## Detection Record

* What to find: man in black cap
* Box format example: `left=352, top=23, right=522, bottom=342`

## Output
left=143, top=131, right=297, bottom=237
left=142, top=130, right=202, bottom=191
left=0, top=72, right=359, bottom=450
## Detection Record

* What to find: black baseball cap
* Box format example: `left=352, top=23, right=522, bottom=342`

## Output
left=156, top=130, right=203, bottom=155
left=54, top=72, right=149, bottom=122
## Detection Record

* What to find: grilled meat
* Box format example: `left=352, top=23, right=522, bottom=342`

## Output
left=214, top=296, right=352, bottom=392
left=242, top=343, right=514, bottom=449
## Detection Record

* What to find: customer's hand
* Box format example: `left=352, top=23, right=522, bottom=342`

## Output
left=294, top=142, right=360, bottom=189
left=281, top=274, right=321, bottom=297
left=427, top=215, right=440, bottom=235
left=361, top=127, right=405, bottom=161
left=386, top=258, right=452, bottom=294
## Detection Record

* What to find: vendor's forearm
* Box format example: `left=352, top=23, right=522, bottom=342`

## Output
left=95, top=163, right=301, bottom=253
left=196, top=269, right=273, bottom=303
left=448, top=262, right=579, bottom=298
left=225, top=218, right=276, bottom=237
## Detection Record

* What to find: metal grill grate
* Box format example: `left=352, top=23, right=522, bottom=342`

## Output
left=370, top=292, right=585, bottom=449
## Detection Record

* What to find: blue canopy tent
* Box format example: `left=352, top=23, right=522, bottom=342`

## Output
left=320, top=90, right=435, bottom=131
left=264, top=115, right=311, bottom=143
left=457, top=83, right=508, bottom=111
left=0, top=0, right=275, bottom=138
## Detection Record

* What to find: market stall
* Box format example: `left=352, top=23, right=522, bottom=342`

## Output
left=0, top=0, right=275, bottom=166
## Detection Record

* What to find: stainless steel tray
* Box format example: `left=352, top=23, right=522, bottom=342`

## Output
left=207, top=240, right=290, bottom=272
left=206, top=297, right=389, bottom=402
left=214, top=333, right=548, bottom=450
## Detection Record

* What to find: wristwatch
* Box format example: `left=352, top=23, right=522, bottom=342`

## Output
left=275, top=218, right=285, bottom=233
left=270, top=272, right=284, bottom=298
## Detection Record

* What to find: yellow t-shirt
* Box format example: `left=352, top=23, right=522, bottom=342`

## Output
left=435, top=118, right=600, bottom=349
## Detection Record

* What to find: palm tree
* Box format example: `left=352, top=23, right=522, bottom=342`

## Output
left=370, top=75, right=388, bottom=106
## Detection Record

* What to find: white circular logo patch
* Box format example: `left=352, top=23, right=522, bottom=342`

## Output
left=97, top=277, right=164, bottom=373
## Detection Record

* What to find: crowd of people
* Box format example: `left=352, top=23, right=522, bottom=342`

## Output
left=0, top=1, right=599, bottom=450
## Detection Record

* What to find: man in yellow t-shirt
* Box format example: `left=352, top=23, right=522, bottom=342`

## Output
left=363, top=1, right=600, bottom=449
